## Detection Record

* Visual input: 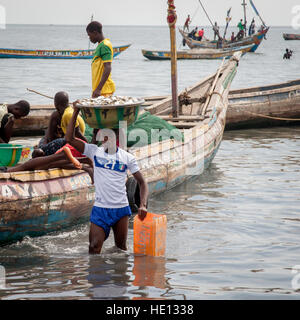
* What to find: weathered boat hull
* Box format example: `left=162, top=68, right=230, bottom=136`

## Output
left=0, top=45, right=131, bottom=59
left=226, top=79, right=300, bottom=129
left=141, top=44, right=253, bottom=60
left=283, top=33, right=300, bottom=40
left=179, top=28, right=269, bottom=52
left=1, top=55, right=240, bottom=245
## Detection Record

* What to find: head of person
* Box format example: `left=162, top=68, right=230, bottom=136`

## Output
left=86, top=21, right=103, bottom=44
left=32, top=148, right=45, bottom=158
left=54, top=91, right=69, bottom=115
left=9, top=100, right=30, bottom=119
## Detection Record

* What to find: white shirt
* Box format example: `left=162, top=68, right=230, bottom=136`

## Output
left=83, top=144, right=140, bottom=208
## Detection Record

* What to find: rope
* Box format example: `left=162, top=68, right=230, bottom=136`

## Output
left=243, top=110, right=300, bottom=121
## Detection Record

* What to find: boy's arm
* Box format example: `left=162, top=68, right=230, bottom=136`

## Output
left=74, top=127, right=88, bottom=142
left=92, top=62, right=112, bottom=98
left=65, top=102, right=85, bottom=154
left=132, top=171, right=148, bottom=221
left=46, top=112, right=60, bottom=142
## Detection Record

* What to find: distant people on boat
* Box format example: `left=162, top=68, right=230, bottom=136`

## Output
left=184, top=15, right=191, bottom=32
left=38, top=91, right=86, bottom=155
left=237, top=19, right=245, bottom=39
left=249, top=18, right=256, bottom=36
left=197, top=28, right=204, bottom=41
left=231, top=32, right=236, bottom=43
left=86, top=21, right=115, bottom=99
left=0, top=100, right=30, bottom=143
left=213, top=22, right=219, bottom=41
left=283, top=48, right=293, bottom=59
left=189, top=27, right=198, bottom=39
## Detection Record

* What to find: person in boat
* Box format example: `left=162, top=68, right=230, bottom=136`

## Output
left=197, top=28, right=204, bottom=41
left=237, top=19, right=245, bottom=39
left=213, top=22, right=219, bottom=41
left=183, top=14, right=191, bottom=32
left=0, top=100, right=30, bottom=143
left=65, top=101, right=149, bottom=254
left=38, top=91, right=87, bottom=155
left=86, top=21, right=115, bottom=99
left=3, top=141, right=94, bottom=182
left=283, top=48, right=293, bottom=59
left=189, top=27, right=198, bottom=40
left=231, top=32, right=236, bottom=43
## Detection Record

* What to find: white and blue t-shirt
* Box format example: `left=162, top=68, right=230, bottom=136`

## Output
left=83, top=144, right=140, bottom=208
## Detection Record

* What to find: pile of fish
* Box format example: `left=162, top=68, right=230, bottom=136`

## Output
left=78, top=96, right=142, bottom=107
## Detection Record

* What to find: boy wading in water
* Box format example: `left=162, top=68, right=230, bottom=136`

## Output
left=66, top=103, right=149, bottom=254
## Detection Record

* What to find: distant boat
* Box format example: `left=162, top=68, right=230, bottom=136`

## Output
left=141, top=44, right=254, bottom=60
left=0, top=44, right=131, bottom=59
left=179, top=28, right=269, bottom=52
left=283, top=33, right=300, bottom=40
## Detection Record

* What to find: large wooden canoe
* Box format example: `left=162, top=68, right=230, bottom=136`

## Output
left=13, top=79, right=300, bottom=136
left=179, top=28, right=269, bottom=52
left=141, top=44, right=254, bottom=60
left=0, top=45, right=131, bottom=59
left=283, top=33, right=300, bottom=41
left=0, top=54, right=240, bottom=245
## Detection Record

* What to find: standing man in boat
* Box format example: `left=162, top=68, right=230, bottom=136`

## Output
left=183, top=14, right=191, bottom=32
left=213, top=22, right=219, bottom=41
left=65, top=103, right=149, bottom=255
left=0, top=101, right=30, bottom=143
left=86, top=21, right=115, bottom=99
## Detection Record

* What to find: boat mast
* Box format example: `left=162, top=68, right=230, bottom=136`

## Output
left=242, top=0, right=247, bottom=35
left=198, top=0, right=221, bottom=39
left=167, top=0, right=179, bottom=118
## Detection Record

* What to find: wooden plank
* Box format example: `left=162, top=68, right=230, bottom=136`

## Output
left=158, top=115, right=205, bottom=121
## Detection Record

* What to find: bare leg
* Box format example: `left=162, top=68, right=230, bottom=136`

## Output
left=89, top=222, right=106, bottom=254
left=112, top=215, right=129, bottom=251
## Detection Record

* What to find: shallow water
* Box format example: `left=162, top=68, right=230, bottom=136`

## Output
left=1, top=127, right=300, bottom=300
left=1, top=24, right=300, bottom=300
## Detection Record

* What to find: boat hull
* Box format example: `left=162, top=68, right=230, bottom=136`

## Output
left=283, top=33, right=300, bottom=40
left=0, top=45, right=131, bottom=59
left=142, top=44, right=253, bottom=60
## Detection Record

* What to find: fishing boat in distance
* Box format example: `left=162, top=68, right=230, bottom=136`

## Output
left=0, top=44, right=131, bottom=59
left=180, top=0, right=268, bottom=52
left=0, top=54, right=240, bottom=245
left=141, top=44, right=253, bottom=60
left=179, top=28, right=268, bottom=52
left=283, top=33, right=300, bottom=40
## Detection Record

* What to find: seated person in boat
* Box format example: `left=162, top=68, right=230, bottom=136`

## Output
left=38, top=91, right=87, bottom=154
left=197, top=28, right=204, bottom=41
left=231, top=32, right=236, bottom=43
left=0, top=100, right=30, bottom=143
left=4, top=138, right=93, bottom=181
left=188, top=27, right=197, bottom=39
left=65, top=101, right=148, bottom=254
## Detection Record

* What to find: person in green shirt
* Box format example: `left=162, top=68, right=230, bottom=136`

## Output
left=86, top=21, right=116, bottom=98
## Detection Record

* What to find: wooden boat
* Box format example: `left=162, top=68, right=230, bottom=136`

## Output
left=226, top=79, right=300, bottom=129
left=0, top=44, right=131, bottom=59
left=283, top=33, right=300, bottom=40
left=0, top=54, right=240, bottom=245
left=179, top=28, right=269, bottom=52
left=12, top=79, right=300, bottom=136
left=141, top=44, right=254, bottom=60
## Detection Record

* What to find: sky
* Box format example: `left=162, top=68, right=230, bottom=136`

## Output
left=0, top=0, right=299, bottom=27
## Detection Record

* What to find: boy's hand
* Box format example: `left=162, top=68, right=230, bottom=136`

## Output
left=6, top=114, right=15, bottom=125
left=72, top=100, right=81, bottom=113
left=138, top=206, right=147, bottom=221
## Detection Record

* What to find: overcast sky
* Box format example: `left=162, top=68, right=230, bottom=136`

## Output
left=0, top=0, right=299, bottom=27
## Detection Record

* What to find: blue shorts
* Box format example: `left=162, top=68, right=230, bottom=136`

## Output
left=90, top=205, right=132, bottom=240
